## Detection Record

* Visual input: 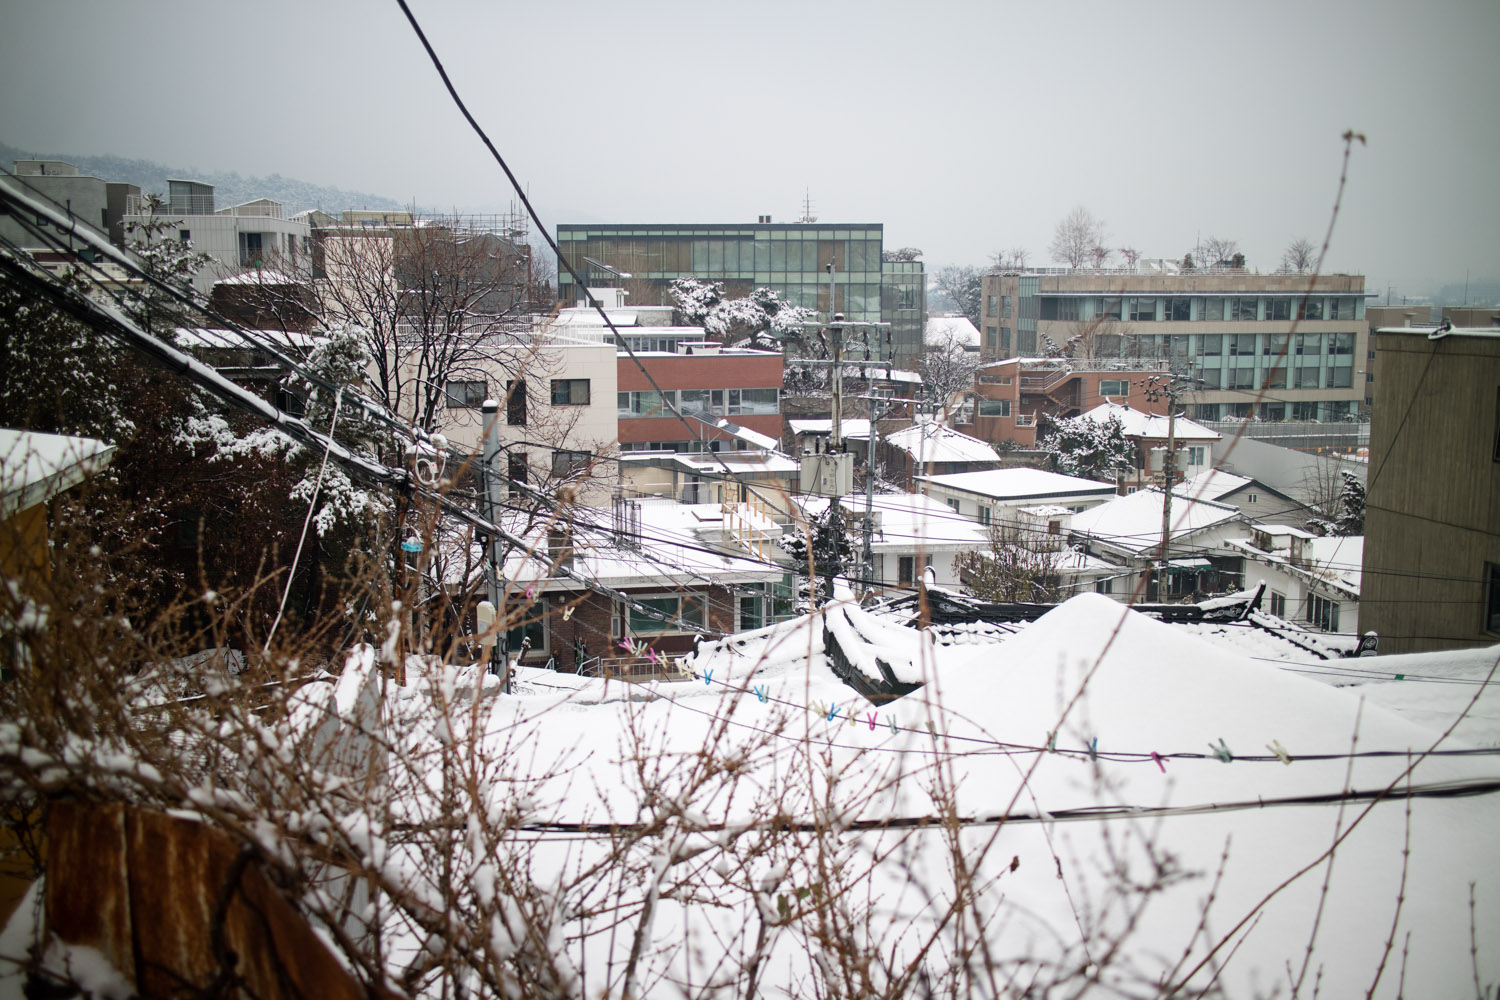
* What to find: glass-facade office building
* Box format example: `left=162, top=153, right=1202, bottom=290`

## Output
left=557, top=223, right=924, bottom=360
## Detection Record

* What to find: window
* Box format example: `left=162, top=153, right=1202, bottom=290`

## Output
left=727, top=387, right=778, bottom=415
left=1002, top=295, right=1012, bottom=318
left=1038, top=298, right=1080, bottom=321
left=1230, top=298, right=1259, bottom=321
left=1099, top=379, right=1129, bottom=397
left=1329, top=366, right=1353, bottom=388
left=978, top=399, right=1011, bottom=417
left=551, top=449, right=591, bottom=476
left=1096, top=297, right=1122, bottom=321
left=1166, top=297, right=1192, bottom=321
left=1298, top=298, right=1324, bottom=320
left=1270, top=591, right=1286, bottom=617
left=1229, top=334, right=1257, bottom=356
left=550, top=378, right=591, bottom=406
left=1486, top=563, right=1500, bottom=634
left=1202, top=298, right=1224, bottom=321
left=1187, top=446, right=1205, bottom=466
left=945, top=499, right=961, bottom=513
left=1329, top=332, right=1355, bottom=356
left=1095, top=578, right=1114, bottom=595
left=986, top=294, right=998, bottom=317
left=897, top=555, right=932, bottom=586
left=619, top=390, right=665, bottom=418
left=1229, top=367, right=1255, bottom=389
left=629, top=594, right=706, bottom=635
left=445, top=380, right=486, bottom=408
left=1307, top=593, right=1340, bottom=632
left=506, top=380, right=527, bottom=425
left=238, top=231, right=264, bottom=266
left=1130, top=298, right=1156, bottom=322
left=178, top=228, right=191, bottom=244
left=507, top=452, right=528, bottom=486
left=1294, top=367, right=1321, bottom=389
left=1199, top=334, right=1222, bottom=356
left=1000, top=327, right=1012, bottom=354
left=1264, top=298, right=1291, bottom=321
left=1195, top=404, right=1221, bottom=421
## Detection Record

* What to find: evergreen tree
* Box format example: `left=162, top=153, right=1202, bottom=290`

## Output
left=1308, top=471, right=1365, bottom=536
left=1038, top=413, right=1135, bottom=482
left=782, top=505, right=855, bottom=606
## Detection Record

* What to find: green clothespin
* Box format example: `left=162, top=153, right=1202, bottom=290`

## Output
left=1209, top=738, right=1233, bottom=763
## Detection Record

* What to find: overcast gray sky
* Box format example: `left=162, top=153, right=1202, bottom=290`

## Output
left=2, top=0, right=1496, bottom=299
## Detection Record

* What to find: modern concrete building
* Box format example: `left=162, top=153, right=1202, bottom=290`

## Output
left=979, top=266, right=1370, bottom=423
left=123, top=179, right=311, bottom=293
left=1361, top=324, right=1500, bottom=653
left=555, top=221, right=926, bottom=361
left=0, top=159, right=138, bottom=250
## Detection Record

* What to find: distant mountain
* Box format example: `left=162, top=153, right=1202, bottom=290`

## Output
left=0, top=141, right=405, bottom=216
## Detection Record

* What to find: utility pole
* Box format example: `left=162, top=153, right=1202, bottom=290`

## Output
left=1142, top=372, right=1188, bottom=601
left=480, top=398, right=509, bottom=693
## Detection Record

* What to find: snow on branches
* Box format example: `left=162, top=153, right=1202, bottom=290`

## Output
left=669, top=279, right=811, bottom=349
left=1039, top=412, right=1135, bottom=482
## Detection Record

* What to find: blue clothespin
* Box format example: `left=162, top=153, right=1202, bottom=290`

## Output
left=753, top=684, right=768, bottom=704
left=1046, top=731, right=1057, bottom=753
left=703, top=668, right=714, bottom=686
left=887, top=715, right=898, bottom=735
left=826, top=703, right=841, bottom=722
left=1088, top=737, right=1099, bottom=761
left=1209, top=738, right=1233, bottom=763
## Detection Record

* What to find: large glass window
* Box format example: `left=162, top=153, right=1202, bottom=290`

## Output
left=978, top=399, right=1011, bottom=417
left=1097, top=297, right=1122, bottom=320
left=1130, top=298, right=1157, bottom=322
left=1299, top=297, right=1324, bottom=320
left=629, top=594, right=707, bottom=634
left=1166, top=297, right=1191, bottom=321
left=619, top=390, right=667, bottom=418
left=1203, top=298, right=1225, bottom=321
left=1265, top=298, right=1292, bottom=321
left=1330, top=332, right=1355, bottom=355
left=1099, top=379, right=1129, bottom=396
left=1229, top=334, right=1257, bottom=356
left=1231, top=367, right=1257, bottom=390
left=1199, top=334, right=1222, bottom=356
left=1230, top=298, right=1259, bottom=321
left=1329, top=366, right=1354, bottom=388
left=506, top=380, right=527, bottom=426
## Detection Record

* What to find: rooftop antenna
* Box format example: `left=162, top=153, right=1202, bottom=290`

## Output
left=799, top=188, right=817, bottom=224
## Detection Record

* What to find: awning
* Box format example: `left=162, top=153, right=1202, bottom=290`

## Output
left=1166, top=558, right=1213, bottom=571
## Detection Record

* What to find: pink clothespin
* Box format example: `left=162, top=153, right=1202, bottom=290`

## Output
left=1150, top=751, right=1167, bottom=773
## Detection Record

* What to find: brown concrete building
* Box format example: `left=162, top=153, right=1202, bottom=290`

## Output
left=979, top=267, right=1370, bottom=423
left=1361, top=324, right=1500, bottom=653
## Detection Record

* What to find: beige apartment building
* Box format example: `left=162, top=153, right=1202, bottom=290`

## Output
left=978, top=267, right=1370, bottom=423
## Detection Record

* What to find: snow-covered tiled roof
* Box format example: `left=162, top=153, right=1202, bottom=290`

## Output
left=174, top=327, right=324, bottom=351
left=918, top=467, right=1117, bottom=502
left=213, top=268, right=303, bottom=286
left=1070, top=487, right=1245, bottom=553
left=883, top=422, right=997, bottom=463
left=1080, top=402, right=1221, bottom=441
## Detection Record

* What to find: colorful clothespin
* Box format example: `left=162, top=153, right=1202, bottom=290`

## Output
left=702, top=668, right=713, bottom=686
left=1394, top=673, right=1405, bottom=681
left=887, top=715, right=899, bottom=735
left=926, top=722, right=939, bottom=740
left=562, top=605, right=573, bottom=621
left=813, top=700, right=826, bottom=719
left=753, top=684, right=768, bottom=704
left=524, top=583, right=537, bottom=599
left=1088, top=737, right=1099, bottom=761
left=1209, top=738, right=1233, bottom=763
left=867, top=712, right=879, bottom=731
left=1046, top=731, right=1057, bottom=753
left=1267, top=740, right=1292, bottom=765
left=646, top=646, right=660, bottom=666
left=1150, top=751, right=1167, bottom=773
left=619, top=637, right=636, bottom=655
left=826, top=703, right=842, bottom=722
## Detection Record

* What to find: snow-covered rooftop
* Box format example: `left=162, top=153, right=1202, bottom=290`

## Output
left=787, top=418, right=872, bottom=440
left=174, top=327, right=325, bottom=351
left=1174, top=468, right=1252, bottom=502
left=0, top=428, right=116, bottom=517
left=212, top=268, right=303, bottom=287
left=924, top=315, right=980, bottom=349
left=798, top=492, right=990, bottom=552
left=918, top=467, right=1117, bottom=502
left=1081, top=401, right=1222, bottom=441
left=1070, top=487, right=1245, bottom=553
left=883, top=421, right=997, bottom=464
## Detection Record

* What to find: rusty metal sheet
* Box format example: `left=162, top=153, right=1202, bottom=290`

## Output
left=44, top=800, right=136, bottom=982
